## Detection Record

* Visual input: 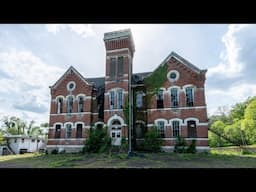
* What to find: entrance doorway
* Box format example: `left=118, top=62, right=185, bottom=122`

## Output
left=110, top=120, right=122, bottom=146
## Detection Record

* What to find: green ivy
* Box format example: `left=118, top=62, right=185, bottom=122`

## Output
left=144, top=64, right=168, bottom=103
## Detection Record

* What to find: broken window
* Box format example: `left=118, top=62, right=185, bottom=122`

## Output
left=66, top=124, right=72, bottom=138
left=55, top=124, right=61, bottom=138
left=157, top=90, right=164, bottom=109
left=67, top=96, right=73, bottom=113
left=56, top=98, right=63, bottom=114
left=117, top=56, right=124, bottom=76
left=172, top=121, right=180, bottom=137
left=117, top=90, right=123, bottom=109
left=186, top=87, right=194, bottom=107
left=76, top=124, right=82, bottom=138
left=78, top=97, right=84, bottom=112
left=170, top=88, right=178, bottom=107
left=157, top=121, right=165, bottom=138
left=110, top=91, right=115, bottom=109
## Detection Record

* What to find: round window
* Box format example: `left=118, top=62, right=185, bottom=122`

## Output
left=170, top=72, right=177, bottom=79
left=67, top=81, right=76, bottom=91
left=69, top=83, right=74, bottom=89
left=167, top=70, right=179, bottom=82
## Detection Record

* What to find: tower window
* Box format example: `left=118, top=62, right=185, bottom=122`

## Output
left=110, top=58, right=116, bottom=78
left=117, top=56, right=124, bottom=76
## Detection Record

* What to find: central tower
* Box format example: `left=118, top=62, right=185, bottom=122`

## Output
left=103, top=29, right=135, bottom=145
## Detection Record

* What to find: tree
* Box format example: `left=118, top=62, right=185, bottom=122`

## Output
left=0, top=131, right=6, bottom=145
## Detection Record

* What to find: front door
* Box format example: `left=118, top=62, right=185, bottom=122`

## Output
left=111, top=128, right=121, bottom=146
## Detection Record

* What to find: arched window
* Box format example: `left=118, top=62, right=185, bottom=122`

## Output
left=185, top=87, right=194, bottom=107
left=67, top=96, right=73, bottom=113
left=117, top=90, right=123, bottom=109
left=172, top=121, right=180, bottom=137
left=56, top=98, right=63, bottom=114
left=157, top=90, right=164, bottom=109
left=78, top=97, right=84, bottom=112
left=55, top=124, right=61, bottom=138
left=156, top=121, right=165, bottom=138
left=76, top=124, right=82, bottom=138
left=136, top=92, right=143, bottom=108
left=66, top=124, right=72, bottom=138
left=187, top=120, right=197, bottom=138
left=170, top=88, right=178, bottom=107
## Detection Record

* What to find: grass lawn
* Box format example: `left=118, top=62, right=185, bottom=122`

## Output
left=1, top=147, right=256, bottom=168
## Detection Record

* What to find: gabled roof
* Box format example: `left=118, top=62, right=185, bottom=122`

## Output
left=158, top=51, right=207, bottom=74
left=50, top=66, right=92, bottom=89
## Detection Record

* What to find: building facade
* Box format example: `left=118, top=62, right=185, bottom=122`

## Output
left=47, top=29, right=209, bottom=153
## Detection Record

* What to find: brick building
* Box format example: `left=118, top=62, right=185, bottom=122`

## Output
left=47, top=29, right=209, bottom=153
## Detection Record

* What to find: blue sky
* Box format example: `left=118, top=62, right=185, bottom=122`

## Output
left=0, top=24, right=255, bottom=125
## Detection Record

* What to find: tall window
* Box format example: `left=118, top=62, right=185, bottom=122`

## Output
left=117, top=90, right=123, bottom=109
left=55, top=124, right=61, bottom=138
left=78, top=97, right=84, bottom=112
left=186, top=87, right=194, bottom=107
left=76, top=124, right=82, bottom=138
left=157, top=90, right=164, bottom=109
left=170, top=88, right=178, bottom=107
left=136, top=92, right=143, bottom=108
left=110, top=91, right=115, bottom=109
left=56, top=98, right=63, bottom=114
left=172, top=121, right=180, bottom=137
left=157, top=121, right=165, bottom=138
left=67, top=96, right=73, bottom=113
left=117, top=56, right=124, bottom=76
left=66, top=124, right=72, bottom=138
left=110, top=58, right=116, bottom=78
left=187, top=120, right=197, bottom=138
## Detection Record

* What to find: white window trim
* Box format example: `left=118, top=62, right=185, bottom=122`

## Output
left=135, top=120, right=145, bottom=125
left=53, top=122, right=63, bottom=129
left=74, top=122, right=85, bottom=128
left=167, top=70, right=180, bottom=82
left=94, top=122, right=104, bottom=128
left=56, top=95, right=65, bottom=101
left=65, top=95, right=75, bottom=100
left=156, top=87, right=166, bottom=100
left=76, top=94, right=86, bottom=100
left=184, top=117, right=199, bottom=125
left=170, top=119, right=182, bottom=137
left=169, top=86, right=180, bottom=107
left=107, top=114, right=125, bottom=127
left=67, top=81, right=76, bottom=91
left=64, top=122, right=74, bottom=128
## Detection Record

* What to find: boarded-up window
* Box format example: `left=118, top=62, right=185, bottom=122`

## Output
left=110, top=58, right=116, bottom=78
left=117, top=56, right=124, bottom=76
left=76, top=124, right=82, bottom=138
left=187, top=120, right=197, bottom=138
left=186, top=87, right=194, bottom=107
left=78, top=97, right=84, bottom=112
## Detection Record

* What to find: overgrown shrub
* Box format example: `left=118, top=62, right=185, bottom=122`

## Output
left=51, top=149, right=58, bottom=154
left=142, top=126, right=163, bottom=152
left=119, top=137, right=128, bottom=153
left=186, top=139, right=196, bottom=153
left=83, top=126, right=111, bottom=153
left=174, top=136, right=187, bottom=153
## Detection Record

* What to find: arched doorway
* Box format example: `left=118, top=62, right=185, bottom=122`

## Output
left=110, top=120, right=122, bottom=146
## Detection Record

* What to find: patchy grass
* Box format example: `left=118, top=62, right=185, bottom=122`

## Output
left=1, top=146, right=256, bottom=168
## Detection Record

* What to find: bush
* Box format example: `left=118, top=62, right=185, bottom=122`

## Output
left=186, top=139, right=197, bottom=153
left=119, top=137, right=128, bottom=153
left=51, top=149, right=58, bottom=154
left=83, top=126, right=111, bottom=153
left=174, top=136, right=187, bottom=153
left=142, top=126, right=163, bottom=152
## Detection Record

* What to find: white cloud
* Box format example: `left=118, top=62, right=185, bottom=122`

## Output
left=207, top=24, right=249, bottom=78
left=0, top=49, right=64, bottom=124
left=45, top=24, right=95, bottom=38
